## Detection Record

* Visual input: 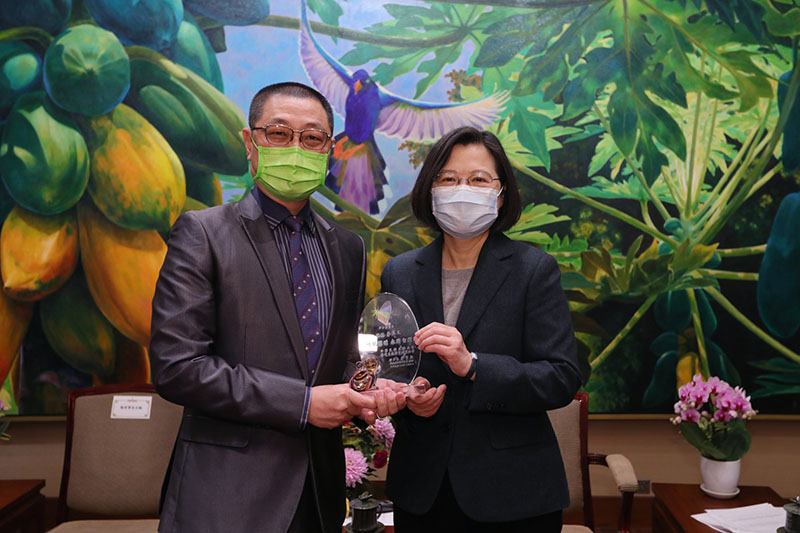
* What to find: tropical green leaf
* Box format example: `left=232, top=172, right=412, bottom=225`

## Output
left=307, top=0, right=344, bottom=27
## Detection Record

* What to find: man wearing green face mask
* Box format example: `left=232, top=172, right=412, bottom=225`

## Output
left=150, top=82, right=406, bottom=533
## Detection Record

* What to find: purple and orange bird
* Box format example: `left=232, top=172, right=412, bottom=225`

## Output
left=299, top=0, right=509, bottom=214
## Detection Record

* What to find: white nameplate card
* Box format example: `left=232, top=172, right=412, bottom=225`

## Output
left=110, top=395, right=152, bottom=419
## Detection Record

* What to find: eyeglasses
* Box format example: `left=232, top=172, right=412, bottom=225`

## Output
left=433, top=171, right=501, bottom=188
left=251, top=123, right=333, bottom=151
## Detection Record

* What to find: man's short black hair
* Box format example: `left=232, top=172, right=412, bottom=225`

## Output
left=248, top=82, right=334, bottom=133
left=410, top=126, right=522, bottom=234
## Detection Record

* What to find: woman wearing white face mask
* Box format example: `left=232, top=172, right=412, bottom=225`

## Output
left=381, top=127, right=581, bottom=532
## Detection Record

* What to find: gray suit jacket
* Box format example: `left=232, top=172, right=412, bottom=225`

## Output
left=381, top=234, right=581, bottom=522
left=149, top=192, right=365, bottom=532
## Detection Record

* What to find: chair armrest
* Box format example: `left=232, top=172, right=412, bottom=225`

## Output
left=606, top=454, right=638, bottom=493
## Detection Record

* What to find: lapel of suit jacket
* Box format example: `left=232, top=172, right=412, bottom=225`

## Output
left=309, top=210, right=343, bottom=386
left=455, top=234, right=515, bottom=341
left=238, top=192, right=308, bottom=381
left=412, top=236, right=445, bottom=326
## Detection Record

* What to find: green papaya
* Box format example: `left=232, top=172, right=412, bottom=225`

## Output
left=0, top=1, right=71, bottom=35
left=654, top=290, right=691, bottom=333
left=164, top=11, right=223, bottom=91
left=757, top=193, right=800, bottom=338
left=40, top=273, right=116, bottom=376
left=1, top=205, right=78, bottom=301
left=43, top=24, right=130, bottom=117
left=0, top=91, right=89, bottom=214
left=85, top=0, right=182, bottom=50
left=184, top=0, right=269, bottom=26
left=0, top=184, right=13, bottom=224
left=642, top=351, right=678, bottom=409
left=0, top=41, right=42, bottom=120
left=125, top=46, right=247, bottom=175
left=84, top=104, right=185, bottom=232
left=185, top=166, right=222, bottom=206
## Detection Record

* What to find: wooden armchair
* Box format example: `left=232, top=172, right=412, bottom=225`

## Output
left=548, top=392, right=639, bottom=533
left=48, top=384, right=182, bottom=532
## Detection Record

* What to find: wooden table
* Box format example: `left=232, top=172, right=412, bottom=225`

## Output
left=652, top=482, right=786, bottom=533
left=0, top=479, right=46, bottom=533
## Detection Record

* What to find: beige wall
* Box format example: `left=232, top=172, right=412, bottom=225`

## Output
left=1, top=418, right=797, bottom=499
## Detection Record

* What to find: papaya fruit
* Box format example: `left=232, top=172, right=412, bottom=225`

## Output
left=78, top=200, right=166, bottom=346
left=778, top=70, right=800, bottom=175
left=84, top=103, right=185, bottom=232
left=1, top=205, right=78, bottom=301
left=43, top=24, right=130, bottom=117
left=185, top=166, right=222, bottom=206
left=181, top=196, right=208, bottom=213
left=0, top=287, right=33, bottom=385
left=757, top=192, right=800, bottom=338
left=164, top=10, right=223, bottom=92
left=0, top=41, right=42, bottom=120
left=85, top=0, right=182, bottom=51
left=0, top=1, right=71, bottom=35
left=184, top=0, right=270, bottom=26
left=96, top=335, right=150, bottom=385
left=0, top=91, right=89, bottom=214
left=0, top=185, right=13, bottom=224
left=653, top=290, right=691, bottom=333
left=125, top=46, right=247, bottom=175
left=40, top=273, right=116, bottom=376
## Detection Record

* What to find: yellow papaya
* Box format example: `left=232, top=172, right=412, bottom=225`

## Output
left=84, top=103, right=186, bottom=232
left=96, top=335, right=150, bottom=385
left=40, top=273, right=116, bottom=376
left=0, top=288, right=33, bottom=385
left=1, top=205, right=79, bottom=301
left=676, top=351, right=700, bottom=388
left=78, top=200, right=167, bottom=346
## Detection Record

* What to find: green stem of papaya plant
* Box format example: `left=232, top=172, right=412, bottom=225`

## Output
left=686, top=84, right=704, bottom=217
left=640, top=201, right=655, bottom=228
left=257, top=15, right=467, bottom=48
left=512, top=162, right=677, bottom=247
left=702, top=66, right=800, bottom=244
left=590, top=294, right=658, bottom=370
left=315, top=186, right=379, bottom=230
left=693, top=96, right=720, bottom=217
left=692, top=111, right=762, bottom=225
left=704, top=287, right=800, bottom=365
left=696, top=269, right=758, bottom=281
left=697, top=132, right=771, bottom=243
left=660, top=169, right=686, bottom=216
left=745, top=163, right=781, bottom=201
left=0, top=27, right=53, bottom=49
left=592, top=103, right=672, bottom=222
left=716, top=245, right=766, bottom=258
left=687, top=289, right=711, bottom=378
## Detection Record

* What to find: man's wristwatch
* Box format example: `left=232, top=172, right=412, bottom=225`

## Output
left=464, top=352, right=478, bottom=380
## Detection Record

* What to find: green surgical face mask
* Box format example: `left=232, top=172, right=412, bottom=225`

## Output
left=250, top=141, right=328, bottom=202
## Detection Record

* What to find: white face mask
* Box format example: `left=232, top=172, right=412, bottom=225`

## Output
left=431, top=185, right=502, bottom=239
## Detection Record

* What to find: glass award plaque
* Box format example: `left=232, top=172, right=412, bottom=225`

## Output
left=349, top=292, right=427, bottom=395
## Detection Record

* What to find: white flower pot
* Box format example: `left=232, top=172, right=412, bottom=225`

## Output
left=700, top=457, right=741, bottom=497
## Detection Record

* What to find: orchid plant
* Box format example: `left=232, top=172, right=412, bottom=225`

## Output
left=342, top=417, right=394, bottom=500
left=672, top=375, right=757, bottom=461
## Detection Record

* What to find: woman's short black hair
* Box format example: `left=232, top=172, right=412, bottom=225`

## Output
left=410, top=126, right=522, bottom=234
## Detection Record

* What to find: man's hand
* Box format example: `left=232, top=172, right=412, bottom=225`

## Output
left=308, top=384, right=377, bottom=429
left=414, top=322, right=472, bottom=377
left=358, top=381, right=407, bottom=424
left=406, top=377, right=446, bottom=418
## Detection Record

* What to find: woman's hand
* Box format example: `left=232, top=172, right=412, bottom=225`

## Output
left=414, top=322, right=472, bottom=377
left=406, top=377, right=446, bottom=418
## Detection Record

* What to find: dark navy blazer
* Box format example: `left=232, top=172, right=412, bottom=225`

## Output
left=381, top=233, right=581, bottom=522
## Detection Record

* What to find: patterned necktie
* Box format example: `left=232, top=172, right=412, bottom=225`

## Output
left=285, top=215, right=322, bottom=373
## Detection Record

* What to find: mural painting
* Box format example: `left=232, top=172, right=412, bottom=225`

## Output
left=0, top=0, right=799, bottom=416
